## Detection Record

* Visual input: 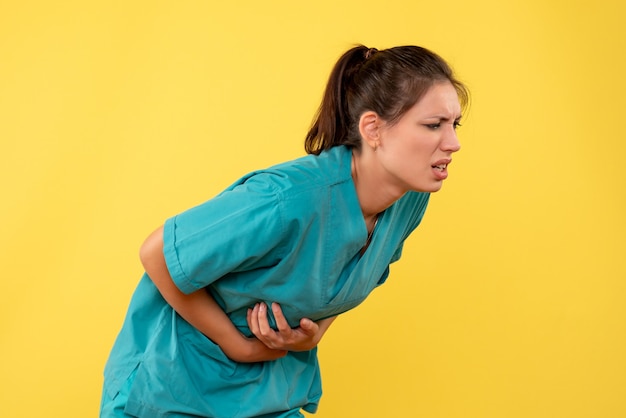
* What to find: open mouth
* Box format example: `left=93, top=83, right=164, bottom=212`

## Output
left=432, top=164, right=447, bottom=171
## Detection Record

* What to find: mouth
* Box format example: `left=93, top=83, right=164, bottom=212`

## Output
left=431, top=159, right=451, bottom=180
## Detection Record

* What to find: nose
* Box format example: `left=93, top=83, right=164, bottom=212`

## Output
left=441, top=126, right=461, bottom=153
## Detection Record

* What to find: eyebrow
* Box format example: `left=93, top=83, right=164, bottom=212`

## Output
left=425, top=115, right=463, bottom=122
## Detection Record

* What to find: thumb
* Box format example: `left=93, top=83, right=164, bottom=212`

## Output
left=300, top=318, right=318, bottom=334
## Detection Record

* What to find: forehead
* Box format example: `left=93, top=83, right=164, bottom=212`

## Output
left=409, top=81, right=462, bottom=118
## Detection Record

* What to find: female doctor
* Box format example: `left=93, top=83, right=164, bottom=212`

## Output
left=101, top=44, right=469, bottom=417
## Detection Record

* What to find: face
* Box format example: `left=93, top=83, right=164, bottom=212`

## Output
left=376, top=81, right=462, bottom=193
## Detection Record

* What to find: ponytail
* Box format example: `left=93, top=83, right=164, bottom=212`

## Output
left=305, top=45, right=372, bottom=155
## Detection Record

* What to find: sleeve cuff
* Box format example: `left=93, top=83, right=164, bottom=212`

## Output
left=162, top=216, right=197, bottom=294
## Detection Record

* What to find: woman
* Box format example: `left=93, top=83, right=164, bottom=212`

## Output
left=101, top=44, right=469, bottom=417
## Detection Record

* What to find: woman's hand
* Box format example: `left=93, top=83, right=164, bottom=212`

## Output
left=247, top=302, right=335, bottom=352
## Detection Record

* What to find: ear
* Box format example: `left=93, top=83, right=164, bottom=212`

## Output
left=358, top=111, right=382, bottom=151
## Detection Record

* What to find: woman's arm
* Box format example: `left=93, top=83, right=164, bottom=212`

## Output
left=139, top=226, right=287, bottom=363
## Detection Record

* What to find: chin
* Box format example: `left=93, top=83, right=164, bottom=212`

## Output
left=412, top=182, right=443, bottom=193
left=430, top=183, right=444, bottom=192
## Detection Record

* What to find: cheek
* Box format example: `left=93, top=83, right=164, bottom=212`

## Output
left=413, top=135, right=440, bottom=159
left=397, top=137, right=433, bottom=162
left=385, top=145, right=430, bottom=176
left=380, top=128, right=434, bottom=166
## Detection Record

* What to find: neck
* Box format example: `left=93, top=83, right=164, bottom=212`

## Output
left=351, top=148, right=405, bottom=220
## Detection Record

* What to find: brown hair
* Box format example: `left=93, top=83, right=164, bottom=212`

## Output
left=305, top=45, right=469, bottom=155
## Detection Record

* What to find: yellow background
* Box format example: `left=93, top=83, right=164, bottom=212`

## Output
left=1, top=1, right=625, bottom=417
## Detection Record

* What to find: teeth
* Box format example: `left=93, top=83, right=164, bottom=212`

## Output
left=433, top=164, right=447, bottom=171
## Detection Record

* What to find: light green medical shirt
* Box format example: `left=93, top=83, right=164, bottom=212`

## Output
left=103, top=145, right=430, bottom=417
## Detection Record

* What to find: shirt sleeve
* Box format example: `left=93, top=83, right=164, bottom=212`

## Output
left=162, top=173, right=288, bottom=294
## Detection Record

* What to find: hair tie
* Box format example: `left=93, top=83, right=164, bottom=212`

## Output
left=365, top=47, right=378, bottom=60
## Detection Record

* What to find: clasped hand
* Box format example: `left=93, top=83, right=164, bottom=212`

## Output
left=219, top=302, right=324, bottom=363
left=247, top=302, right=322, bottom=352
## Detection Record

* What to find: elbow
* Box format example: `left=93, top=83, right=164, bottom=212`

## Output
left=138, top=237, right=153, bottom=270
left=139, top=226, right=165, bottom=273
left=139, top=241, right=150, bottom=270
left=138, top=226, right=181, bottom=302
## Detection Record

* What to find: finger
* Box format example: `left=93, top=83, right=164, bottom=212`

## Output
left=299, top=318, right=319, bottom=335
left=252, top=303, right=278, bottom=347
left=257, top=302, right=275, bottom=338
left=271, top=303, right=291, bottom=333
left=247, top=304, right=260, bottom=337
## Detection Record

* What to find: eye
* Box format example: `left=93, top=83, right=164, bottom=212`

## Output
left=453, top=120, right=462, bottom=130
left=425, top=123, right=441, bottom=130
